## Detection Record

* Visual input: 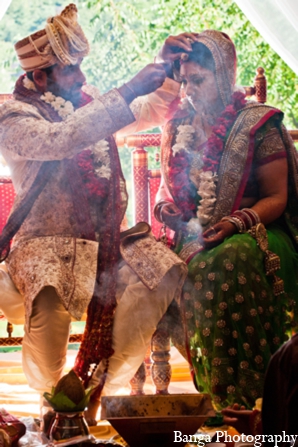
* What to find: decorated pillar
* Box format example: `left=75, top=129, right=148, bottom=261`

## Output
left=151, top=319, right=172, bottom=395
left=254, top=67, right=267, bottom=103
left=132, top=147, right=149, bottom=225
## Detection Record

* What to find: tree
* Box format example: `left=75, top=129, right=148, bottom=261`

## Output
left=82, top=0, right=298, bottom=129
left=1, top=0, right=298, bottom=128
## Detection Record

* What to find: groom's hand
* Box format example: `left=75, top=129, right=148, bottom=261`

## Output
left=156, top=32, right=200, bottom=63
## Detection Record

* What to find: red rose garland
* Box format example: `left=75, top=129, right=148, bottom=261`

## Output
left=22, top=76, right=111, bottom=205
left=169, top=91, right=246, bottom=220
left=75, top=149, right=109, bottom=202
left=75, top=90, right=110, bottom=204
left=203, top=92, right=246, bottom=171
left=169, top=149, right=197, bottom=220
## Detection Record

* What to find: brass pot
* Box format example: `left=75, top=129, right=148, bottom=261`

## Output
left=50, top=411, right=89, bottom=445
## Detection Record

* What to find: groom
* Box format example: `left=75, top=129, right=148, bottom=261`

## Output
left=0, top=3, right=197, bottom=422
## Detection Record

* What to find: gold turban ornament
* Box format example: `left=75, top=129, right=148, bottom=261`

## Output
left=14, top=3, right=90, bottom=72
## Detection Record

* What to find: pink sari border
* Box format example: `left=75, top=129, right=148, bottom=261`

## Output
left=257, top=151, right=287, bottom=166
left=186, top=247, right=204, bottom=264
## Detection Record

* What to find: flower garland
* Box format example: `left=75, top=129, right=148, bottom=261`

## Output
left=23, top=76, right=111, bottom=203
left=169, top=91, right=247, bottom=231
left=172, top=124, right=196, bottom=156
left=203, top=91, right=247, bottom=171
left=23, top=76, right=37, bottom=92
left=41, top=91, right=75, bottom=120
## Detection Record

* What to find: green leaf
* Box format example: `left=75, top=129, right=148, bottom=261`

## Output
left=43, top=391, right=77, bottom=412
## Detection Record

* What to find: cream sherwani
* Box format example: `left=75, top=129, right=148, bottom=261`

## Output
left=0, top=79, right=187, bottom=397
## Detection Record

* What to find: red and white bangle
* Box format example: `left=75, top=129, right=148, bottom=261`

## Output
left=221, top=208, right=261, bottom=233
left=221, top=215, right=246, bottom=233
left=241, top=208, right=261, bottom=226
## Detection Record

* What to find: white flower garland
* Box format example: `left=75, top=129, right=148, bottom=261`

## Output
left=196, top=171, right=217, bottom=226
left=23, top=76, right=37, bottom=92
left=23, top=77, right=111, bottom=180
left=40, top=91, right=75, bottom=120
left=172, top=124, right=196, bottom=155
left=172, top=123, right=217, bottom=234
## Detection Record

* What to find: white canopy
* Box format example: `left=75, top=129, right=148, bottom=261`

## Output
left=0, top=0, right=12, bottom=22
left=234, top=0, right=298, bottom=75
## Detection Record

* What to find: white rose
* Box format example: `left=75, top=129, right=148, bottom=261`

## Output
left=176, top=133, right=194, bottom=144
left=23, top=77, right=37, bottom=92
left=177, top=125, right=195, bottom=134
left=96, top=165, right=111, bottom=179
left=172, top=143, right=187, bottom=155
left=42, top=92, right=55, bottom=102
left=199, top=198, right=217, bottom=208
left=63, top=102, right=75, bottom=114
left=55, top=97, right=66, bottom=106
left=197, top=211, right=211, bottom=225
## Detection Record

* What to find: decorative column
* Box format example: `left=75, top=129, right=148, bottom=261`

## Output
left=254, top=67, right=267, bottom=103
left=129, top=362, right=146, bottom=395
left=243, top=67, right=266, bottom=104
left=148, top=169, right=162, bottom=239
left=151, top=317, right=172, bottom=394
left=127, top=134, right=173, bottom=395
left=132, top=147, right=149, bottom=225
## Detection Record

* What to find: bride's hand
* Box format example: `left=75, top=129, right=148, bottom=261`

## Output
left=202, top=221, right=237, bottom=248
left=221, top=404, right=254, bottom=436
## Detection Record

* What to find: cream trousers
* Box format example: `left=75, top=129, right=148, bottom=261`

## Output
left=1, top=261, right=181, bottom=396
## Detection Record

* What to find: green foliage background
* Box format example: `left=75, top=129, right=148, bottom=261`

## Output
left=0, top=0, right=298, bottom=224
left=1, top=0, right=298, bottom=127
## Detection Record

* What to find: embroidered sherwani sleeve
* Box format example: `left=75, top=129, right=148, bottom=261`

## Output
left=116, top=78, right=181, bottom=137
left=0, top=89, right=135, bottom=161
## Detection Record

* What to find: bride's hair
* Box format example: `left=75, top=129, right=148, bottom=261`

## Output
left=188, top=42, right=215, bottom=72
left=174, top=42, right=215, bottom=73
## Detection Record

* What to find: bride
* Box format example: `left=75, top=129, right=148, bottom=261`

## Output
left=155, top=30, right=298, bottom=409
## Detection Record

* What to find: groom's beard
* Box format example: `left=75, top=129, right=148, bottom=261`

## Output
left=46, top=77, right=84, bottom=108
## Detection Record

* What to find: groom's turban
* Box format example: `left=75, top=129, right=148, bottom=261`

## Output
left=14, top=3, right=89, bottom=72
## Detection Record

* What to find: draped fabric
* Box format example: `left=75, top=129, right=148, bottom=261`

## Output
left=162, top=104, right=298, bottom=409
left=235, top=0, right=298, bottom=76
left=0, top=0, right=12, bottom=22
left=181, top=225, right=298, bottom=410
left=159, top=26, right=298, bottom=409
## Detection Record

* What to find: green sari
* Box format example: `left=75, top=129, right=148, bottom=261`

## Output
left=161, top=102, right=298, bottom=410
left=179, top=224, right=298, bottom=409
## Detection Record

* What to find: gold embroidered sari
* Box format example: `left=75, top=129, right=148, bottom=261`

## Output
left=159, top=30, right=298, bottom=409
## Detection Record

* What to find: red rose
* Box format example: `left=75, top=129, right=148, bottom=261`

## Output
left=214, top=124, right=226, bottom=137
left=168, top=91, right=245, bottom=216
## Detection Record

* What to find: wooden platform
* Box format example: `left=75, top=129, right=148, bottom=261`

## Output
left=0, top=347, right=195, bottom=419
